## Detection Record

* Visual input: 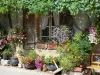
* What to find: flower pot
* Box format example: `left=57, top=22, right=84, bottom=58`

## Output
left=10, top=58, right=19, bottom=66
left=47, top=44, right=57, bottom=50
left=46, top=63, right=57, bottom=71
left=24, top=63, right=36, bottom=69
left=36, top=43, right=47, bottom=49
left=72, top=67, right=83, bottom=72
left=18, top=63, right=23, bottom=68
left=17, top=56, right=23, bottom=64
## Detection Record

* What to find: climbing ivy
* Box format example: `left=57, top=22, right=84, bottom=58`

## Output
left=0, top=0, right=100, bottom=15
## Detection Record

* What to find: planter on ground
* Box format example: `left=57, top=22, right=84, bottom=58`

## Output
left=10, top=57, right=19, bottom=66
left=1, top=59, right=10, bottom=66
left=24, top=63, right=36, bottom=69
left=47, top=43, right=57, bottom=50
left=71, top=67, right=83, bottom=72
left=46, top=63, right=57, bottom=71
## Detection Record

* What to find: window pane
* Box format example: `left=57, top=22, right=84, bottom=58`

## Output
left=42, top=27, right=49, bottom=36
left=41, top=37, right=49, bottom=42
left=52, top=17, right=55, bottom=26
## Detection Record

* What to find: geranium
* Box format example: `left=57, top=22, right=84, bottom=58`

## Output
left=7, top=25, right=25, bottom=44
left=24, top=57, right=33, bottom=65
left=22, top=50, right=37, bottom=65
left=88, top=25, right=97, bottom=44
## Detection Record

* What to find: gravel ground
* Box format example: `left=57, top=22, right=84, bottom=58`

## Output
left=0, top=65, right=53, bottom=75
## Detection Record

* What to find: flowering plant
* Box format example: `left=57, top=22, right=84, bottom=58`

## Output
left=22, top=50, right=37, bottom=64
left=52, top=25, right=73, bottom=44
left=7, top=26, right=25, bottom=44
left=0, top=29, right=7, bottom=49
left=88, top=25, right=97, bottom=44
left=22, top=56, right=34, bottom=65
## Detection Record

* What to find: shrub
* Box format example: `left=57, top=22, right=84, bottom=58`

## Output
left=57, top=32, right=92, bottom=69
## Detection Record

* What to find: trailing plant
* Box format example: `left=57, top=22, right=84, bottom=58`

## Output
left=52, top=25, right=73, bottom=44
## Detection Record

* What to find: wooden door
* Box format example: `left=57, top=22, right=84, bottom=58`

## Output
left=23, top=12, right=35, bottom=50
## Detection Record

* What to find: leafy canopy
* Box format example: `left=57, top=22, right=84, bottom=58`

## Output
left=0, top=0, right=100, bottom=15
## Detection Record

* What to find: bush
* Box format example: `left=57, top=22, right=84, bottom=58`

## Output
left=57, top=32, right=92, bottom=69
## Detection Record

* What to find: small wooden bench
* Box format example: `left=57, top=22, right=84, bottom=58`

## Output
left=87, top=62, right=100, bottom=75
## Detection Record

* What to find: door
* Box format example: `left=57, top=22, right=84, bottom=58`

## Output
left=23, top=12, right=35, bottom=50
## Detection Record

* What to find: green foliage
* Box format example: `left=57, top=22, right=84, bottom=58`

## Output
left=0, top=0, right=100, bottom=15
left=22, top=50, right=37, bottom=64
left=0, top=0, right=22, bottom=13
left=57, top=32, right=92, bottom=69
left=0, top=29, right=4, bottom=39
left=28, top=50, right=37, bottom=60
left=45, top=57, right=52, bottom=64
left=22, top=0, right=53, bottom=14
left=53, top=0, right=100, bottom=15
left=3, top=46, right=12, bottom=57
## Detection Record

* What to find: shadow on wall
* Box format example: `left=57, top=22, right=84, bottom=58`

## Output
left=73, top=12, right=92, bottom=32
left=0, top=14, right=10, bottom=35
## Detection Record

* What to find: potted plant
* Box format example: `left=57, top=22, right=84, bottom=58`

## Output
left=45, top=56, right=58, bottom=71
left=7, top=25, right=25, bottom=56
left=17, top=50, right=24, bottom=68
left=22, top=50, right=37, bottom=69
left=57, top=32, right=92, bottom=74
left=3, top=49, right=12, bottom=60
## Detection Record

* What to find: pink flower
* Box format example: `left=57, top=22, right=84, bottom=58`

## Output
left=0, top=40, right=3, bottom=45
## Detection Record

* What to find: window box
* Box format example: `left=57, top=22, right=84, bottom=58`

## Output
left=36, top=43, right=47, bottom=49
left=47, top=43, right=57, bottom=50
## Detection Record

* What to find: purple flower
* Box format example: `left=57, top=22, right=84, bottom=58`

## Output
left=35, top=59, right=42, bottom=69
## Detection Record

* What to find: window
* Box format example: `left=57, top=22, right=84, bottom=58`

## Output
left=39, top=13, right=59, bottom=42
left=39, top=11, right=72, bottom=43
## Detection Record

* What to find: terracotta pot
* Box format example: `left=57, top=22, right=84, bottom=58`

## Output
left=47, top=44, right=57, bottom=50
left=36, top=43, right=47, bottom=49
left=17, top=56, right=23, bottom=64
left=72, top=67, right=83, bottom=72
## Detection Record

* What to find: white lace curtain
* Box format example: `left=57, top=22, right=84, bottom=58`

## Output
left=40, top=14, right=48, bottom=30
left=40, top=13, right=59, bottom=30
left=53, top=13, right=59, bottom=26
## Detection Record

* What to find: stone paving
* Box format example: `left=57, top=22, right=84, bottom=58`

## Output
left=0, top=65, right=53, bottom=75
